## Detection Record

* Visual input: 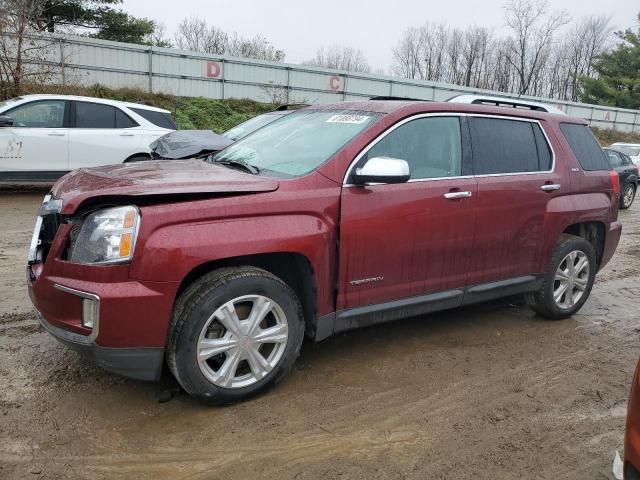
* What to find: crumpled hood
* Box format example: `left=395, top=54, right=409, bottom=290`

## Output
left=150, top=130, right=233, bottom=159
left=52, top=159, right=279, bottom=214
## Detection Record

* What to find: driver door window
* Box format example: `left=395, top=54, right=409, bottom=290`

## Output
left=363, top=116, right=463, bottom=179
left=6, top=100, right=66, bottom=128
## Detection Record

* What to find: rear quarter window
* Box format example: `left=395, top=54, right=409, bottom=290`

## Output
left=559, top=123, right=610, bottom=171
left=130, top=108, right=177, bottom=129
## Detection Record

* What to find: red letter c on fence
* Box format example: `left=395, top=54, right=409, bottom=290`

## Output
left=329, top=75, right=341, bottom=91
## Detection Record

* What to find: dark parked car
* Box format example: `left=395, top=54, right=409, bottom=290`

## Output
left=604, top=148, right=638, bottom=209
left=28, top=100, right=621, bottom=404
left=150, top=105, right=307, bottom=160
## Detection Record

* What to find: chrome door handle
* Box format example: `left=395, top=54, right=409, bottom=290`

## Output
left=47, top=132, right=65, bottom=136
left=444, top=191, right=472, bottom=199
left=541, top=184, right=561, bottom=191
left=120, top=133, right=135, bottom=137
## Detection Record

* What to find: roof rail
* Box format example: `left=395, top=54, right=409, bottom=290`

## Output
left=369, top=96, right=424, bottom=101
left=274, top=104, right=309, bottom=111
left=447, top=94, right=565, bottom=115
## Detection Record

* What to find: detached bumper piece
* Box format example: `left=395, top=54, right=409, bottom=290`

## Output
left=37, top=310, right=164, bottom=381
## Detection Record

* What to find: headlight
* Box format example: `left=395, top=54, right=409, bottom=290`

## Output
left=69, top=206, right=140, bottom=264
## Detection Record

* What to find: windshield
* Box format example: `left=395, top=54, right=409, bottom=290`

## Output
left=613, top=145, right=640, bottom=157
left=222, top=112, right=284, bottom=141
left=210, top=109, right=380, bottom=177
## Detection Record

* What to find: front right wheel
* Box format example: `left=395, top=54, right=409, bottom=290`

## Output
left=525, top=235, right=596, bottom=320
left=167, top=267, right=305, bottom=404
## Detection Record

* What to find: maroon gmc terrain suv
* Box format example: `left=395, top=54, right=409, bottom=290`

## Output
left=27, top=101, right=622, bottom=403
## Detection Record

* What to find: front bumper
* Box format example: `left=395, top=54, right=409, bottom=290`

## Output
left=26, top=194, right=179, bottom=382
left=36, top=309, right=164, bottom=381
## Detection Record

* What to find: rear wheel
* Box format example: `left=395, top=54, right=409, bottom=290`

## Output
left=620, top=183, right=635, bottom=209
left=525, top=235, right=596, bottom=320
left=167, top=267, right=304, bottom=404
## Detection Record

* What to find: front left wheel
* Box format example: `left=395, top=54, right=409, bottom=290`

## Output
left=167, top=267, right=305, bottom=404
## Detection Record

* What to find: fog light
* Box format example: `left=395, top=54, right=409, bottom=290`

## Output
left=81, top=298, right=99, bottom=329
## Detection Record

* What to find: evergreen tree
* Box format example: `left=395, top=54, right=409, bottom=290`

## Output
left=581, top=14, right=640, bottom=109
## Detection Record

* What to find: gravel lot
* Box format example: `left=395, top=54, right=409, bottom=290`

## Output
left=0, top=191, right=638, bottom=480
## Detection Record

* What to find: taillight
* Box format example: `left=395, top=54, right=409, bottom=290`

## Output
left=610, top=170, right=620, bottom=195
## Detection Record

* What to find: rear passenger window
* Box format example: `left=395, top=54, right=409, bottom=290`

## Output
left=364, top=116, right=462, bottom=179
left=130, top=108, right=177, bottom=129
left=470, top=117, right=542, bottom=174
left=115, top=109, right=138, bottom=128
left=75, top=102, right=116, bottom=128
left=559, top=123, right=610, bottom=171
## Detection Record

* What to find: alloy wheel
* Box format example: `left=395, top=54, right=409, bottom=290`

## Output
left=196, top=295, right=289, bottom=389
left=623, top=185, right=634, bottom=208
left=553, top=250, right=589, bottom=309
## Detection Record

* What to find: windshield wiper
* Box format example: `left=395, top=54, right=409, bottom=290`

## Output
left=208, top=156, right=260, bottom=174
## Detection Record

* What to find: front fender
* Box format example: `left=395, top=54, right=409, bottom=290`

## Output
left=129, top=213, right=336, bottom=314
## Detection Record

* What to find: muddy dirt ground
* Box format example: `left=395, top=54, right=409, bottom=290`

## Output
left=0, top=191, right=638, bottom=480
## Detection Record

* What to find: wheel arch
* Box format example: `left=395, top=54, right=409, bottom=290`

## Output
left=175, top=252, right=318, bottom=338
left=123, top=152, right=151, bottom=162
left=561, top=221, right=606, bottom=270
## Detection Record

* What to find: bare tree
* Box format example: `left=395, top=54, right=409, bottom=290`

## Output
left=461, top=26, right=493, bottom=87
left=174, top=17, right=227, bottom=54
left=390, top=7, right=611, bottom=102
left=422, top=23, right=448, bottom=81
left=0, top=0, right=59, bottom=98
left=391, top=26, right=422, bottom=79
left=145, top=20, right=171, bottom=48
left=226, top=32, right=284, bottom=62
left=503, top=0, right=570, bottom=95
left=304, top=45, right=371, bottom=73
left=174, top=17, right=284, bottom=61
left=561, top=15, right=612, bottom=100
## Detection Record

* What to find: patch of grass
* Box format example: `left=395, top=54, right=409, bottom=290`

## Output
left=592, top=127, right=640, bottom=147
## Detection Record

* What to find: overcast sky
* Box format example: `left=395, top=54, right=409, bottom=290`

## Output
left=123, top=0, right=638, bottom=71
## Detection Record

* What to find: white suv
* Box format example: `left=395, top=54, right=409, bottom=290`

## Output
left=0, top=94, right=176, bottom=182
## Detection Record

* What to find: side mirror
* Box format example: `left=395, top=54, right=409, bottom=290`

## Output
left=0, top=116, right=13, bottom=127
left=352, top=157, right=410, bottom=185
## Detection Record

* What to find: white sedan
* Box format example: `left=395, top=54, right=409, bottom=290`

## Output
left=0, top=94, right=176, bottom=182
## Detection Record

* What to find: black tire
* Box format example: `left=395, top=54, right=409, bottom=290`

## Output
left=124, top=154, right=150, bottom=163
left=167, top=267, right=304, bottom=404
left=620, top=183, right=636, bottom=209
left=525, top=234, right=596, bottom=320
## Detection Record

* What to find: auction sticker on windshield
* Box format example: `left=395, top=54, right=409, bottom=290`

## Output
left=326, top=114, right=371, bottom=124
